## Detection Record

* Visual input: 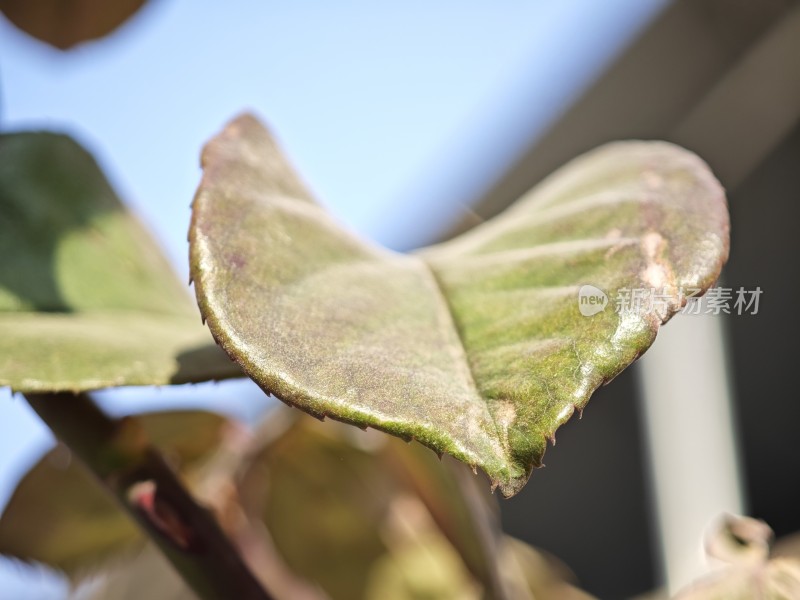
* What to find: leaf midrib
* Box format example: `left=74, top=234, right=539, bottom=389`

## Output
left=418, top=254, right=515, bottom=476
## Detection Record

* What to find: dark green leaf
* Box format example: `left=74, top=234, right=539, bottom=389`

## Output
left=190, top=114, right=729, bottom=496
left=0, top=410, right=230, bottom=577
left=0, top=0, right=147, bottom=50
left=0, top=131, right=242, bottom=392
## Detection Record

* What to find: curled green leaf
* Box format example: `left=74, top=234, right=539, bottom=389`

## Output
left=190, top=114, right=729, bottom=497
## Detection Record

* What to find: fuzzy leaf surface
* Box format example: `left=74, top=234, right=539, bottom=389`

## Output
left=190, top=114, right=729, bottom=496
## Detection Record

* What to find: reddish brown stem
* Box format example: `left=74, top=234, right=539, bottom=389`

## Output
left=25, top=392, right=273, bottom=600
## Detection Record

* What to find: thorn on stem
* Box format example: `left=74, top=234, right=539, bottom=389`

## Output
left=128, top=480, right=196, bottom=551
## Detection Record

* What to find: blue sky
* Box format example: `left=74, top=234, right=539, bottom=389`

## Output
left=0, top=2, right=668, bottom=596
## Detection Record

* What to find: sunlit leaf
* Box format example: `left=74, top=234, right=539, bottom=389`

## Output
left=0, top=411, right=230, bottom=578
left=190, top=114, right=729, bottom=496
left=0, top=0, right=147, bottom=50
left=0, top=131, right=242, bottom=392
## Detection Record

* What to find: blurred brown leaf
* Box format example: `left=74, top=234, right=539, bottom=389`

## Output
left=0, top=0, right=147, bottom=50
left=674, top=515, right=800, bottom=599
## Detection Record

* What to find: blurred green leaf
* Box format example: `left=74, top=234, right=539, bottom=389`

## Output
left=190, top=114, right=729, bottom=496
left=499, top=537, right=597, bottom=600
left=67, top=409, right=591, bottom=600
left=81, top=544, right=198, bottom=600
left=238, top=415, right=404, bottom=600
left=0, top=410, right=230, bottom=578
left=82, top=533, right=594, bottom=600
left=0, top=0, right=147, bottom=50
left=237, top=411, right=592, bottom=600
left=362, top=519, right=481, bottom=600
left=381, top=440, right=504, bottom=591
left=0, top=131, right=242, bottom=391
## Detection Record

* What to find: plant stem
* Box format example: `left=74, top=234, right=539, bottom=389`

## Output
left=25, top=392, right=273, bottom=600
